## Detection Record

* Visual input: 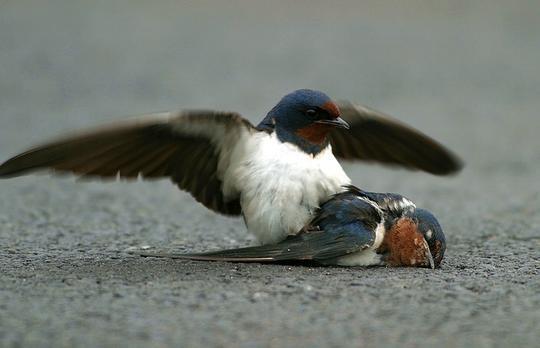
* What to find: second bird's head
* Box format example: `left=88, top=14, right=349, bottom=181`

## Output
left=385, top=208, right=447, bottom=269
left=262, top=89, right=349, bottom=153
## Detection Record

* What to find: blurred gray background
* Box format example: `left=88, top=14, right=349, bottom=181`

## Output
left=0, top=1, right=538, bottom=347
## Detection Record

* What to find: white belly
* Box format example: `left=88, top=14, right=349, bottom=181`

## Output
left=224, top=132, right=351, bottom=245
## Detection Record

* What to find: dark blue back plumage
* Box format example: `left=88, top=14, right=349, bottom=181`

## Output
left=312, top=189, right=380, bottom=236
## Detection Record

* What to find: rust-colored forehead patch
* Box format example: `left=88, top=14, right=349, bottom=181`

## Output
left=321, top=101, right=340, bottom=119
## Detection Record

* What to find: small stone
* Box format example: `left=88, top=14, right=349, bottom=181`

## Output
left=252, top=292, right=269, bottom=300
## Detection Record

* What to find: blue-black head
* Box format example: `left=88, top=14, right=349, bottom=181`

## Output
left=258, top=89, right=349, bottom=155
left=409, top=208, right=446, bottom=268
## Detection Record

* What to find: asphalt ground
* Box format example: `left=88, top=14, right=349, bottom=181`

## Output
left=0, top=1, right=539, bottom=347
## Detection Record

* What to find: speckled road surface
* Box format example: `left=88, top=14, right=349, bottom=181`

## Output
left=0, top=1, right=539, bottom=347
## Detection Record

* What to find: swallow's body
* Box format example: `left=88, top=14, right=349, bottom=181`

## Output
left=0, top=89, right=461, bottom=245
left=234, top=132, right=350, bottom=244
left=142, top=186, right=446, bottom=268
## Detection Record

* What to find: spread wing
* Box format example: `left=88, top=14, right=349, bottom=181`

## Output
left=329, top=101, right=463, bottom=175
left=0, top=110, right=255, bottom=216
left=137, top=226, right=375, bottom=264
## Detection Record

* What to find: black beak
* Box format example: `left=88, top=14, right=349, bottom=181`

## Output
left=315, top=117, right=350, bottom=129
left=421, top=237, right=436, bottom=269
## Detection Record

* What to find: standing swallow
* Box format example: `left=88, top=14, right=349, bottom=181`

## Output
left=138, top=186, right=446, bottom=268
left=0, top=89, right=461, bottom=245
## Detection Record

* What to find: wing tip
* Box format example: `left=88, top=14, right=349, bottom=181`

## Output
left=0, top=159, right=28, bottom=178
left=429, top=153, right=465, bottom=176
left=136, top=251, right=276, bottom=263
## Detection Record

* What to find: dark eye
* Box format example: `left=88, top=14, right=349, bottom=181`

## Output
left=305, top=109, right=318, bottom=117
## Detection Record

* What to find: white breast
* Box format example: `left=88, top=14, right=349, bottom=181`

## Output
left=223, top=132, right=351, bottom=244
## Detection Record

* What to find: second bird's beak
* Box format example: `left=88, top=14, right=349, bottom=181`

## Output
left=421, top=237, right=435, bottom=269
left=315, top=117, right=350, bottom=129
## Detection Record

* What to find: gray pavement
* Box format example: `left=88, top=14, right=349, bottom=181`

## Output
left=0, top=1, right=539, bottom=347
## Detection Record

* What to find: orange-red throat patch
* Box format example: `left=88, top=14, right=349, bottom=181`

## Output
left=379, top=218, right=431, bottom=267
left=296, top=123, right=333, bottom=144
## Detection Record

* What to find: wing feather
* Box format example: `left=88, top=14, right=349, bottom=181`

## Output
left=330, top=101, right=463, bottom=175
left=0, top=111, right=255, bottom=215
left=138, top=228, right=374, bottom=264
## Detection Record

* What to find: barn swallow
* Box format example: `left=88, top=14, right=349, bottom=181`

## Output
left=138, top=186, right=446, bottom=268
left=0, top=89, right=461, bottom=245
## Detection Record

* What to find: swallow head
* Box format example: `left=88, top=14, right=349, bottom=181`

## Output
left=381, top=208, right=446, bottom=269
left=262, top=89, right=349, bottom=153
left=411, top=208, right=446, bottom=268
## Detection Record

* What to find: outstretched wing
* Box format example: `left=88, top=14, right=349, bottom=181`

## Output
left=329, top=101, right=463, bottom=175
left=0, top=110, right=255, bottom=215
left=138, top=225, right=375, bottom=263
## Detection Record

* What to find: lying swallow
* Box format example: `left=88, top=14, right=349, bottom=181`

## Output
left=139, top=186, right=446, bottom=268
left=0, top=89, right=461, bottom=244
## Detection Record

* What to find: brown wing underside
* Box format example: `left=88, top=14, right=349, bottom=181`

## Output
left=0, top=111, right=252, bottom=215
left=330, top=101, right=463, bottom=175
